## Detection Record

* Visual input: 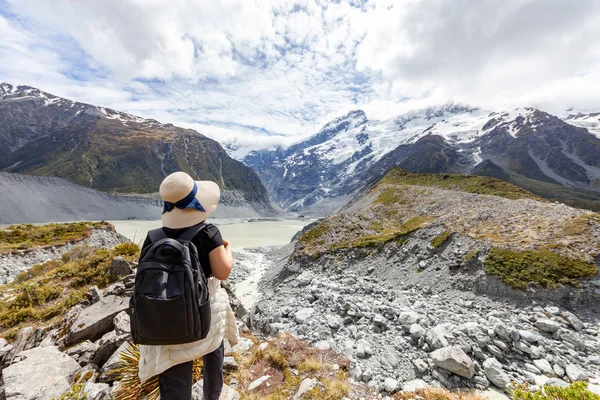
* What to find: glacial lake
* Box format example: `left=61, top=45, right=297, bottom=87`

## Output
left=110, top=218, right=316, bottom=248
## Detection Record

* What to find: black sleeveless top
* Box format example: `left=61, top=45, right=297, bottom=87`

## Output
left=141, top=222, right=224, bottom=277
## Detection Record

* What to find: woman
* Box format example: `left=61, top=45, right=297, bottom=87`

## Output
left=138, top=171, right=240, bottom=400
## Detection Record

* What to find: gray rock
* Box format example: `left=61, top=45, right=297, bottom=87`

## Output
left=122, top=274, right=136, bottom=289
left=427, top=324, right=450, bottom=350
left=535, top=319, right=561, bottom=334
left=229, top=337, right=255, bottom=354
left=356, top=339, right=373, bottom=358
left=327, top=315, right=341, bottom=330
left=113, top=311, right=130, bottom=337
left=398, top=311, right=420, bottom=326
left=84, top=382, right=110, bottom=400
left=192, top=380, right=240, bottom=400
left=109, top=256, right=133, bottom=277
left=86, top=285, right=102, bottom=304
left=3, top=346, right=80, bottom=400
left=99, top=341, right=130, bottom=382
left=533, top=359, right=555, bottom=377
left=483, top=358, right=510, bottom=389
left=560, top=311, right=583, bottom=331
left=295, top=271, right=315, bottom=287
left=410, top=324, right=426, bottom=340
left=247, top=375, right=271, bottom=391
left=553, top=363, right=566, bottom=377
left=565, top=364, right=589, bottom=382
left=223, top=356, right=238, bottom=371
left=545, top=378, right=570, bottom=388
left=413, top=358, right=429, bottom=373
left=91, top=331, right=128, bottom=368
left=293, top=378, right=318, bottom=400
left=560, top=331, right=585, bottom=350
left=489, top=317, right=511, bottom=342
left=66, top=295, right=129, bottom=345
left=373, top=314, right=388, bottom=331
left=383, top=377, right=399, bottom=393
left=431, top=346, right=476, bottom=379
left=294, top=308, right=314, bottom=324
left=66, top=340, right=100, bottom=366
left=402, top=379, right=428, bottom=392
left=519, top=330, right=541, bottom=344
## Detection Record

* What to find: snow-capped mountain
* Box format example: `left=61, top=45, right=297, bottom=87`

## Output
left=244, top=106, right=600, bottom=214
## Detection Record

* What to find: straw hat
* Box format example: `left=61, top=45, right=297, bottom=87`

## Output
left=159, top=172, right=221, bottom=229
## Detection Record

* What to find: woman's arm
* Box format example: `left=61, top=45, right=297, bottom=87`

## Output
left=208, top=238, right=233, bottom=280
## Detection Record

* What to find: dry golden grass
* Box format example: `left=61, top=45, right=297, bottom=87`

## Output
left=394, top=388, right=486, bottom=400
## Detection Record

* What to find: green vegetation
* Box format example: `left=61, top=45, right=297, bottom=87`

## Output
left=484, top=248, right=597, bottom=289
left=431, top=230, right=452, bottom=249
left=299, top=222, right=330, bottom=245
left=0, top=222, right=110, bottom=253
left=0, top=243, right=139, bottom=337
left=379, top=168, right=540, bottom=201
left=513, top=382, right=600, bottom=400
left=562, top=214, right=600, bottom=236
left=464, top=250, right=480, bottom=263
left=375, top=187, right=402, bottom=205
left=52, top=385, right=86, bottom=400
left=332, top=216, right=431, bottom=251
left=111, top=333, right=351, bottom=400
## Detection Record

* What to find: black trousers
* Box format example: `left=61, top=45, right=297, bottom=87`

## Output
left=158, top=342, right=224, bottom=400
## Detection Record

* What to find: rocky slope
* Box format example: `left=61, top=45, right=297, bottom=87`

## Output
left=252, top=170, right=600, bottom=396
left=244, top=106, right=600, bottom=214
left=0, top=171, right=278, bottom=226
left=0, top=82, right=273, bottom=211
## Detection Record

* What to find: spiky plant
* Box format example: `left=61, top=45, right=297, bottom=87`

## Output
left=110, top=342, right=203, bottom=400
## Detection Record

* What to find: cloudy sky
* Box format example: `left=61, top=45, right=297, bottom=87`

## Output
left=1, top=0, right=599, bottom=153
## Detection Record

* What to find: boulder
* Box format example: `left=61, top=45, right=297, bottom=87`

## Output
left=295, top=271, right=315, bottom=287
left=113, top=311, right=130, bottom=337
left=533, top=359, right=555, bottom=377
left=565, top=364, right=589, bottom=382
left=66, top=340, right=100, bottom=366
left=427, top=324, right=450, bottom=350
left=398, top=311, right=420, bottom=326
left=91, top=331, right=129, bottom=368
left=483, top=358, right=510, bottom=389
left=294, top=308, right=314, bottom=324
left=66, top=295, right=129, bottom=345
left=229, top=337, right=254, bottom=355
left=192, top=380, right=240, bottom=400
left=3, top=346, right=79, bottom=400
left=86, top=286, right=102, bottom=304
left=402, top=379, right=428, bottom=392
left=83, top=382, right=111, bottom=400
left=109, top=257, right=134, bottom=277
left=535, top=319, right=560, bottom=333
left=99, top=341, right=130, bottom=382
left=545, top=378, right=569, bottom=388
left=383, top=378, right=399, bottom=393
left=431, top=346, right=476, bottom=379
left=356, top=339, right=373, bottom=358
left=560, top=311, right=583, bottom=331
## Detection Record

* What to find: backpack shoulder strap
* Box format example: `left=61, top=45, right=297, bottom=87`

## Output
left=148, top=228, right=167, bottom=243
left=179, top=223, right=207, bottom=242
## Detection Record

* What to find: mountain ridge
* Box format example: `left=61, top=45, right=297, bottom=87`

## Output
left=244, top=105, right=600, bottom=214
left=0, top=82, right=274, bottom=210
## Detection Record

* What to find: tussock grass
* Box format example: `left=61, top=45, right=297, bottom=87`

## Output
left=0, top=222, right=111, bottom=253
left=484, top=247, right=597, bottom=289
left=380, top=168, right=540, bottom=201
left=394, top=388, right=486, bottom=400
left=431, top=230, right=452, bottom=249
left=513, top=382, right=600, bottom=400
left=0, top=243, right=139, bottom=337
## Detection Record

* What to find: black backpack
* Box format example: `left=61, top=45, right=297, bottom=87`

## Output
left=129, top=224, right=211, bottom=345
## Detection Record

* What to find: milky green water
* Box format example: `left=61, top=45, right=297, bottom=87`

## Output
left=109, top=218, right=315, bottom=248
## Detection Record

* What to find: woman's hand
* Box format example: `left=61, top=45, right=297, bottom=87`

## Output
left=208, top=238, right=233, bottom=280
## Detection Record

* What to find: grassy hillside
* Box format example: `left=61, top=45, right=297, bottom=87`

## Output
left=473, top=160, right=600, bottom=212
left=297, top=169, right=600, bottom=289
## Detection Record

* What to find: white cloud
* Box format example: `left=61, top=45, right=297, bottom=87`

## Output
left=1, top=0, right=599, bottom=156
